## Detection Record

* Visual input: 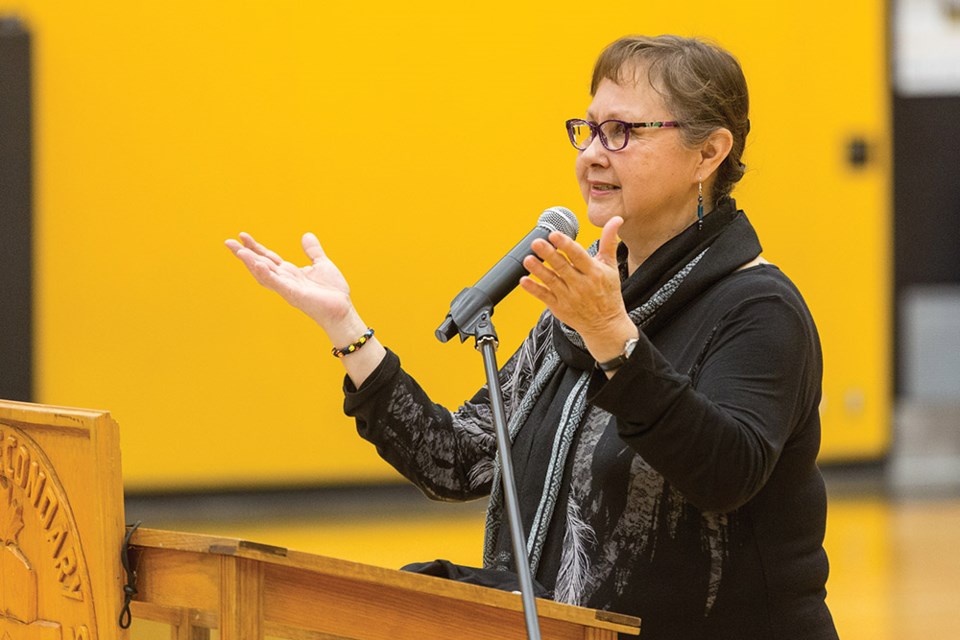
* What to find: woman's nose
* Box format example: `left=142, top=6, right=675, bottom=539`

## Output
left=580, top=134, right=609, bottom=165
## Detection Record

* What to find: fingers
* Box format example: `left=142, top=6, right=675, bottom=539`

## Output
left=232, top=245, right=278, bottom=281
left=520, top=226, right=622, bottom=304
left=301, top=232, right=326, bottom=264
left=529, top=233, right=591, bottom=277
left=224, top=233, right=286, bottom=284
left=225, top=235, right=273, bottom=274
left=522, top=252, right=565, bottom=290
left=597, top=217, right=624, bottom=266
left=237, top=232, right=284, bottom=265
left=224, top=238, right=243, bottom=255
left=527, top=218, right=622, bottom=277
left=519, top=274, right=555, bottom=305
left=522, top=233, right=600, bottom=299
left=226, top=232, right=330, bottom=268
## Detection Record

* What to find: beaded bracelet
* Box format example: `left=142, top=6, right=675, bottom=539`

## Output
left=331, top=328, right=375, bottom=358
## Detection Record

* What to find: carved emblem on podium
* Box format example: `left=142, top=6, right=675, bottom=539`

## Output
left=0, top=425, right=96, bottom=639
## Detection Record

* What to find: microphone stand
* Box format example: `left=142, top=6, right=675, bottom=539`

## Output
left=441, top=308, right=542, bottom=640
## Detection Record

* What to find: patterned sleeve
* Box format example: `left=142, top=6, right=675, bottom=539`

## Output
left=343, top=311, right=554, bottom=502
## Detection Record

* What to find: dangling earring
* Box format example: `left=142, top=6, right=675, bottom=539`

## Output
left=697, top=177, right=704, bottom=230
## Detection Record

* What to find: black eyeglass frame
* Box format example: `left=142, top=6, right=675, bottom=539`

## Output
left=565, top=118, right=683, bottom=151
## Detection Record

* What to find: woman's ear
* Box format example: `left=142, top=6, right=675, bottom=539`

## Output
left=698, top=127, right=734, bottom=179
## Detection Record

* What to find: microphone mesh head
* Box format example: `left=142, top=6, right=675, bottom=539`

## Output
left=538, top=206, right=579, bottom=240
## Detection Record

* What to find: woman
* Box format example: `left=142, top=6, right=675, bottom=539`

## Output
left=226, top=35, right=838, bottom=640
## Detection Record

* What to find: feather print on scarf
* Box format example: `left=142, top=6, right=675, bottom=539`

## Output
left=554, top=496, right=597, bottom=604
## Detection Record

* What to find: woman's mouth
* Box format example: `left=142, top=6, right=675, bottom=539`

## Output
left=590, top=182, right=620, bottom=193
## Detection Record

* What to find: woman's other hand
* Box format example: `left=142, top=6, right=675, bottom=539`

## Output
left=225, top=232, right=386, bottom=386
left=225, top=232, right=353, bottom=332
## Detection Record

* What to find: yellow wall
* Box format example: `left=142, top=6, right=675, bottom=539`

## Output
left=0, top=1, right=890, bottom=489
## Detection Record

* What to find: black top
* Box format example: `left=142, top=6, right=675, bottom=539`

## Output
left=343, top=202, right=838, bottom=640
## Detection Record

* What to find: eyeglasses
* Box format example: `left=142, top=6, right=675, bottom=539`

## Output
left=565, top=118, right=682, bottom=151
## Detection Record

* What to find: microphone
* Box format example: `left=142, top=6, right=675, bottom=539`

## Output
left=435, top=206, right=579, bottom=343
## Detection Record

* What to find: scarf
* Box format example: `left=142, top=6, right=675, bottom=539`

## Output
left=481, top=198, right=763, bottom=598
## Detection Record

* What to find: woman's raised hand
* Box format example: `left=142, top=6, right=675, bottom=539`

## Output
left=519, top=216, right=639, bottom=369
left=224, top=232, right=354, bottom=333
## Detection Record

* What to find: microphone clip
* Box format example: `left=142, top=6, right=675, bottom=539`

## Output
left=434, top=287, right=496, bottom=344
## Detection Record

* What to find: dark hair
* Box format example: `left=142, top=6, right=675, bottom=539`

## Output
left=591, top=35, right=750, bottom=201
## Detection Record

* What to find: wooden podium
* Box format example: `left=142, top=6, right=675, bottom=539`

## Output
left=0, top=399, right=127, bottom=640
left=0, top=400, right=640, bottom=639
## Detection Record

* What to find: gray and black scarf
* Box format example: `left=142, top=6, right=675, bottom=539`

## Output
left=481, top=197, right=762, bottom=603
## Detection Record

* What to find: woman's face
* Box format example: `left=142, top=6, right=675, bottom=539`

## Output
left=576, top=67, right=703, bottom=244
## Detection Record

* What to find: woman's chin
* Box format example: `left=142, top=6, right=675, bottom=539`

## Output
left=586, top=204, right=623, bottom=229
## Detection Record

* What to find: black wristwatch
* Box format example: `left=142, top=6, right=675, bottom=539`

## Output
left=596, top=337, right=640, bottom=372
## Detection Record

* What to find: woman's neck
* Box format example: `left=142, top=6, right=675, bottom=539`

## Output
left=623, top=216, right=698, bottom=276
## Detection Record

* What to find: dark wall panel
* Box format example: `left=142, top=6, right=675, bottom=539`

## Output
left=0, top=18, right=33, bottom=402
left=893, top=95, right=960, bottom=396
left=893, top=96, right=960, bottom=287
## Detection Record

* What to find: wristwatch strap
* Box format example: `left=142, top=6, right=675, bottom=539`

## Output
left=596, top=337, right=639, bottom=372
